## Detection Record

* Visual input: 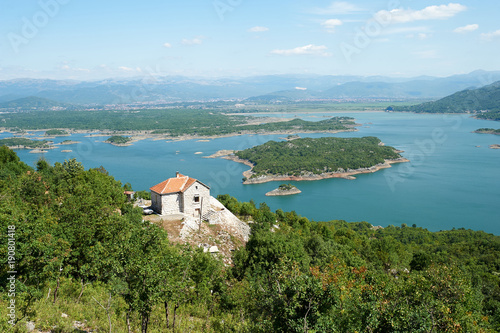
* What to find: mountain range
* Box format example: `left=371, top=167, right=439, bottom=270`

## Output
left=1, top=70, right=500, bottom=107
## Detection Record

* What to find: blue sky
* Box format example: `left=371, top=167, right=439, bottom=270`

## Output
left=0, top=0, right=499, bottom=80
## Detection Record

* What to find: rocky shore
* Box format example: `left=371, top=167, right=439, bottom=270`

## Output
left=265, top=186, right=302, bottom=196
left=206, top=150, right=410, bottom=184
left=244, top=158, right=409, bottom=184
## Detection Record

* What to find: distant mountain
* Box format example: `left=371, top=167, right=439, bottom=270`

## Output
left=246, top=71, right=500, bottom=102
left=2, top=70, right=500, bottom=106
left=245, top=89, right=317, bottom=102
left=0, top=96, right=73, bottom=110
left=388, top=81, right=500, bottom=115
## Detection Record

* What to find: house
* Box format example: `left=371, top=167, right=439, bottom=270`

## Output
left=150, top=172, right=210, bottom=216
left=123, top=191, right=135, bottom=202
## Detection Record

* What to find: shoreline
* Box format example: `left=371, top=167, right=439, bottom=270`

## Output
left=0, top=125, right=357, bottom=145
left=265, top=187, right=302, bottom=196
left=210, top=150, right=410, bottom=184
left=474, top=130, right=500, bottom=136
left=242, top=158, right=410, bottom=184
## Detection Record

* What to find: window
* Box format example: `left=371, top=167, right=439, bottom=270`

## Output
left=194, top=195, right=200, bottom=203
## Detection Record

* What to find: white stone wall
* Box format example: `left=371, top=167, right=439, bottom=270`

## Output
left=160, top=192, right=182, bottom=215
left=151, top=192, right=162, bottom=214
left=182, top=181, right=210, bottom=216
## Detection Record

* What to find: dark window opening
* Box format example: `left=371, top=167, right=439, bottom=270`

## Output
left=194, top=195, right=200, bottom=203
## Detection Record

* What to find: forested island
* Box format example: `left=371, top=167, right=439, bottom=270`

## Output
left=105, top=135, right=132, bottom=146
left=0, top=109, right=356, bottom=140
left=0, top=137, right=50, bottom=149
left=230, top=136, right=408, bottom=184
left=475, top=128, right=500, bottom=135
left=44, top=129, right=68, bottom=136
left=0, top=146, right=499, bottom=332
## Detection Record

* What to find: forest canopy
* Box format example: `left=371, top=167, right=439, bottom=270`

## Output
left=0, top=109, right=355, bottom=137
left=1, top=147, right=499, bottom=332
left=236, top=136, right=403, bottom=178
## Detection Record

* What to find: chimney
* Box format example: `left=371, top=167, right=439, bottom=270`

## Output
left=176, top=171, right=180, bottom=177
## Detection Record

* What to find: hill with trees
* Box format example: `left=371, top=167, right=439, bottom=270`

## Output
left=1, top=147, right=499, bottom=332
left=0, top=96, right=73, bottom=110
left=235, top=136, right=404, bottom=181
left=388, top=81, right=500, bottom=120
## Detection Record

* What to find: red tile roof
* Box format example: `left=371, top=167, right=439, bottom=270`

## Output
left=150, top=173, right=204, bottom=194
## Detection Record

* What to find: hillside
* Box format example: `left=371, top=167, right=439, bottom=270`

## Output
left=388, top=81, right=500, bottom=118
left=0, top=96, right=72, bottom=110
left=0, top=147, right=499, bottom=332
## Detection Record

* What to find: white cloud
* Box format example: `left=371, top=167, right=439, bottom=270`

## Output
left=270, top=44, right=331, bottom=57
left=248, top=26, right=269, bottom=33
left=453, top=24, right=478, bottom=33
left=310, top=2, right=363, bottom=15
left=163, top=42, right=172, bottom=48
left=481, top=29, right=500, bottom=41
left=322, top=19, right=343, bottom=33
left=182, top=37, right=203, bottom=45
left=375, top=3, right=467, bottom=24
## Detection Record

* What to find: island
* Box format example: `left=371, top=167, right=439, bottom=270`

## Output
left=59, top=139, right=81, bottom=145
left=44, top=129, right=68, bottom=136
left=265, top=184, right=302, bottom=196
left=0, top=137, right=51, bottom=149
left=217, top=136, right=409, bottom=184
left=105, top=135, right=132, bottom=146
left=474, top=128, right=500, bottom=135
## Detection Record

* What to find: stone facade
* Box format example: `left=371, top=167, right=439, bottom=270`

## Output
left=150, top=173, right=210, bottom=216
left=182, top=181, right=210, bottom=216
left=151, top=192, right=181, bottom=215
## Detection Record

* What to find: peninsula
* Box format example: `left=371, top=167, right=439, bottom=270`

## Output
left=216, top=136, right=409, bottom=184
left=0, top=109, right=357, bottom=144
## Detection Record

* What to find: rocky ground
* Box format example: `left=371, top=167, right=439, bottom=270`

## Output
left=142, top=196, right=250, bottom=265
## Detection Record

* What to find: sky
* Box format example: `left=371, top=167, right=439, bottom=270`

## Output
left=0, top=0, right=499, bottom=80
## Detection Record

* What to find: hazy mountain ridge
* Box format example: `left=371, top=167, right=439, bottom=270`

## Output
left=1, top=70, right=500, bottom=106
left=245, top=70, right=500, bottom=102
left=0, top=96, right=74, bottom=110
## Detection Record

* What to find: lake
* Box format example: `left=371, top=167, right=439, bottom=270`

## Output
left=4, top=112, right=500, bottom=235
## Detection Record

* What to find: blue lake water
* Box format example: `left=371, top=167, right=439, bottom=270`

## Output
left=3, top=112, right=500, bottom=234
